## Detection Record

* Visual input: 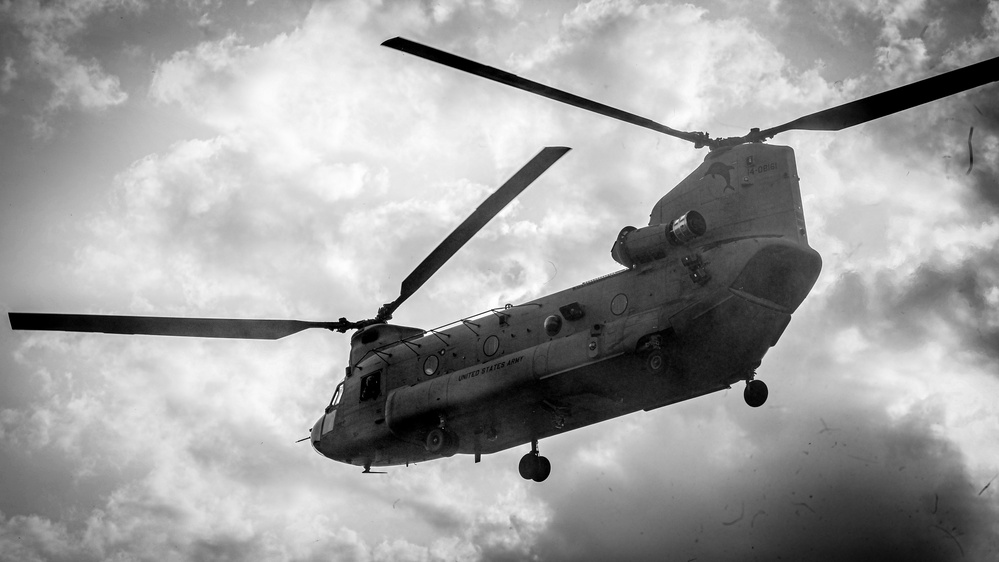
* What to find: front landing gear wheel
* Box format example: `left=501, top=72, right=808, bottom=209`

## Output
left=744, top=379, right=768, bottom=408
left=645, top=349, right=666, bottom=373
left=518, top=453, right=552, bottom=482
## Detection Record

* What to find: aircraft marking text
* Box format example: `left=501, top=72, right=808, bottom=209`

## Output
left=748, top=162, right=777, bottom=174
left=457, top=354, right=525, bottom=381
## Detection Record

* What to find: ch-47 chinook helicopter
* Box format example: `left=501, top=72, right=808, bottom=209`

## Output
left=9, top=38, right=999, bottom=482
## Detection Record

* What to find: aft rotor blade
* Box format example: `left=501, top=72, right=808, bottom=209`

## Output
left=757, top=55, right=999, bottom=139
left=382, top=37, right=709, bottom=147
left=8, top=313, right=350, bottom=340
left=378, top=146, right=570, bottom=320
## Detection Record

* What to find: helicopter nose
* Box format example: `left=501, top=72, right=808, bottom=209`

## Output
left=310, top=415, right=326, bottom=457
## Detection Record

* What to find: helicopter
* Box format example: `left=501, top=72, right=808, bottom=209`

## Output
left=8, top=38, right=999, bottom=482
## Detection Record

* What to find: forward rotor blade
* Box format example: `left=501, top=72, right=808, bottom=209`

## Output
left=8, top=313, right=350, bottom=340
left=378, top=146, right=571, bottom=320
left=382, top=37, right=709, bottom=147
left=757, top=55, right=999, bottom=140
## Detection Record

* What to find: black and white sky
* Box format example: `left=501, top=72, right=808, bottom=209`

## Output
left=1, top=1, right=998, bottom=560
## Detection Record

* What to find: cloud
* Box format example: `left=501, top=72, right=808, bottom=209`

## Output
left=0, top=57, right=15, bottom=93
left=148, top=33, right=250, bottom=122
left=530, top=405, right=998, bottom=561
left=811, top=1, right=999, bottom=220
left=1, top=0, right=140, bottom=136
left=821, top=248, right=999, bottom=369
left=0, top=511, right=81, bottom=562
left=75, top=128, right=394, bottom=319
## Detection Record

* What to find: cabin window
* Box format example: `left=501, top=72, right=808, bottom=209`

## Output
left=611, top=293, right=628, bottom=315
left=423, top=355, right=439, bottom=376
left=544, top=315, right=562, bottom=337
left=359, top=372, right=381, bottom=402
left=559, top=302, right=586, bottom=321
left=483, top=335, right=500, bottom=356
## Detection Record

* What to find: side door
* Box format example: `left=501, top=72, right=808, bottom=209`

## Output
left=356, top=369, right=387, bottom=426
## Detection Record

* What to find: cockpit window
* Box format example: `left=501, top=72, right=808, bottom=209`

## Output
left=359, top=372, right=381, bottom=402
left=329, top=381, right=344, bottom=408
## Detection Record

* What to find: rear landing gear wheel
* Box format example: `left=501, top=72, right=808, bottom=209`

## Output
left=518, top=453, right=551, bottom=482
left=744, top=379, right=768, bottom=408
left=519, top=440, right=551, bottom=482
left=532, top=456, right=551, bottom=482
left=519, top=453, right=537, bottom=480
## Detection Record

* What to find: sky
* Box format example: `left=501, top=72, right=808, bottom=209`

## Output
left=1, top=0, right=998, bottom=560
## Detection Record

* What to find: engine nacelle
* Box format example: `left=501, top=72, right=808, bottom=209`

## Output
left=669, top=210, right=707, bottom=245
left=611, top=210, right=706, bottom=268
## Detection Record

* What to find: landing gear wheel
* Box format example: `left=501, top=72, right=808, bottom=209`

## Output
left=646, top=349, right=666, bottom=373
left=519, top=440, right=551, bottom=482
left=426, top=428, right=446, bottom=452
left=519, top=453, right=537, bottom=480
left=425, top=428, right=458, bottom=456
left=744, top=379, right=768, bottom=408
left=532, top=456, right=551, bottom=482
left=518, top=453, right=552, bottom=482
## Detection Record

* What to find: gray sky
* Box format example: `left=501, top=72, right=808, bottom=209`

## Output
left=1, top=0, right=998, bottom=560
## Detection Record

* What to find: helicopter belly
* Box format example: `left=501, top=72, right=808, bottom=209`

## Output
left=436, top=351, right=732, bottom=456
left=442, top=304, right=793, bottom=455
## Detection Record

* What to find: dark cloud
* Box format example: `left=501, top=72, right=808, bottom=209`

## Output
left=917, top=0, right=992, bottom=58
left=529, top=399, right=998, bottom=561
left=824, top=270, right=870, bottom=325
left=966, top=164, right=999, bottom=212
left=822, top=249, right=999, bottom=367
left=892, top=260, right=999, bottom=365
left=188, top=536, right=263, bottom=561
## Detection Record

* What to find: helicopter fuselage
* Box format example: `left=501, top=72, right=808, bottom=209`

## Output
left=312, top=142, right=822, bottom=469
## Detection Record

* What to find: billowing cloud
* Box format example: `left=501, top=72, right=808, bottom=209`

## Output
left=0, top=0, right=140, bottom=136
